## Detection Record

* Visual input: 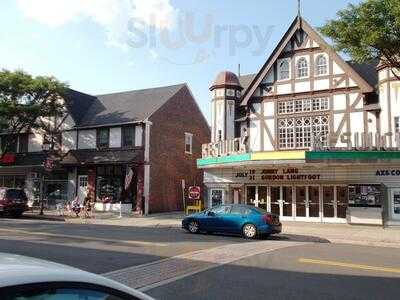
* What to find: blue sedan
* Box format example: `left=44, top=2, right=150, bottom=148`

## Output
left=182, top=204, right=282, bottom=239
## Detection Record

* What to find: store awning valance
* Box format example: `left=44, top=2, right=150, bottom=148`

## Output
left=60, top=149, right=144, bottom=166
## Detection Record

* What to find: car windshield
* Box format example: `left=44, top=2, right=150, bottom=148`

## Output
left=6, top=189, right=26, bottom=199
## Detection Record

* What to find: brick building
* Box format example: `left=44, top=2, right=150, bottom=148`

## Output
left=0, top=83, right=210, bottom=214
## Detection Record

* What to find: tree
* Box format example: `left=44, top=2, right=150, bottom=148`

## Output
left=320, top=0, right=400, bottom=79
left=0, top=69, right=68, bottom=158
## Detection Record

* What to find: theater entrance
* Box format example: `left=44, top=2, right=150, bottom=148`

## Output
left=245, top=184, right=348, bottom=223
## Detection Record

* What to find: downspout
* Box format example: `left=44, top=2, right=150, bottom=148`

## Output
left=143, top=119, right=152, bottom=215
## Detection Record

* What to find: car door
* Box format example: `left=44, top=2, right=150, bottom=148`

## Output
left=222, top=206, right=248, bottom=234
left=202, top=205, right=230, bottom=232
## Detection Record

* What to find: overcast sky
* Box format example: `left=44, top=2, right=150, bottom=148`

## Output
left=1, top=0, right=362, bottom=123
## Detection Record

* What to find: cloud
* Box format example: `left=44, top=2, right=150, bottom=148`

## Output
left=16, top=0, right=179, bottom=50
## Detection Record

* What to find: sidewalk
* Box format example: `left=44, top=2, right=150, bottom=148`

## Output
left=25, top=210, right=400, bottom=248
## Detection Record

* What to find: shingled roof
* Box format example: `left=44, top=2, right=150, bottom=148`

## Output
left=64, top=84, right=186, bottom=128
left=239, top=74, right=257, bottom=94
left=347, top=59, right=379, bottom=89
left=63, top=89, right=97, bottom=124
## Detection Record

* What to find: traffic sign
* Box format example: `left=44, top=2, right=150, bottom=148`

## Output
left=188, top=186, right=201, bottom=200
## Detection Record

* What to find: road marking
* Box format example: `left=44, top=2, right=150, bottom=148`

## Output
left=104, top=241, right=304, bottom=292
left=0, top=228, right=167, bottom=247
left=299, top=258, right=400, bottom=274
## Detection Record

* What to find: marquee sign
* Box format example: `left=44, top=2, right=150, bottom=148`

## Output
left=235, top=168, right=321, bottom=182
left=313, top=132, right=400, bottom=151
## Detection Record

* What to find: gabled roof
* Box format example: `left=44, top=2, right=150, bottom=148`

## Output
left=76, top=84, right=186, bottom=127
left=239, top=73, right=256, bottom=94
left=347, top=59, right=379, bottom=89
left=63, top=89, right=97, bottom=124
left=240, top=17, right=374, bottom=106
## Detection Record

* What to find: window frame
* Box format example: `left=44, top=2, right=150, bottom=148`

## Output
left=278, top=59, right=290, bottom=81
left=185, top=132, right=193, bottom=154
left=96, top=127, right=110, bottom=149
left=278, top=115, right=329, bottom=150
left=122, top=125, right=135, bottom=148
left=296, top=57, right=309, bottom=78
left=315, top=54, right=328, bottom=76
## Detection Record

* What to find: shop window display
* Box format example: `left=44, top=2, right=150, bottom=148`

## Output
left=348, top=184, right=382, bottom=207
left=96, top=166, right=131, bottom=204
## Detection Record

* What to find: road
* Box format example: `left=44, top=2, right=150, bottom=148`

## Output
left=0, top=218, right=399, bottom=300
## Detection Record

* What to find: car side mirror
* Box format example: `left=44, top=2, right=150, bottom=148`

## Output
left=207, top=211, right=215, bottom=217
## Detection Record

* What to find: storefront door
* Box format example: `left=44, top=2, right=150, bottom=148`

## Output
left=296, top=186, right=307, bottom=218
left=258, top=186, right=268, bottom=211
left=270, top=187, right=280, bottom=216
left=322, top=186, right=335, bottom=218
left=336, top=186, right=348, bottom=219
left=309, top=186, right=320, bottom=218
left=78, top=175, right=88, bottom=203
left=390, top=188, right=400, bottom=221
left=282, top=186, right=293, bottom=217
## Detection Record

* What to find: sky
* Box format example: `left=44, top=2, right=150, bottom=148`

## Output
left=0, top=0, right=362, bottom=123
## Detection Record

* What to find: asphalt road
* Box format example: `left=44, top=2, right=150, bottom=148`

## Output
left=0, top=218, right=399, bottom=300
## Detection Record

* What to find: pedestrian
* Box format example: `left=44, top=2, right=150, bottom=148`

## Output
left=83, top=195, right=92, bottom=219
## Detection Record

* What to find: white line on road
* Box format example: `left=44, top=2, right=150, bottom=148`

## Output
left=103, top=240, right=305, bottom=292
left=0, top=228, right=168, bottom=247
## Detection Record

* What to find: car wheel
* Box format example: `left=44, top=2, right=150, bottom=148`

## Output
left=11, top=211, right=23, bottom=218
left=188, top=220, right=199, bottom=234
left=242, top=224, right=257, bottom=239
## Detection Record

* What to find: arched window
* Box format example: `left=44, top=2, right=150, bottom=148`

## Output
left=315, top=55, right=328, bottom=75
left=297, top=57, right=308, bottom=78
left=279, top=60, right=290, bottom=80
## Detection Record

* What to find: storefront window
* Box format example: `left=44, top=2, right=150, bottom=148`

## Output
left=96, top=166, right=130, bottom=204
left=3, top=176, right=14, bottom=188
left=44, top=181, right=69, bottom=206
left=246, top=186, right=256, bottom=205
left=122, top=126, right=135, bottom=148
left=210, top=189, right=223, bottom=207
left=348, top=185, right=382, bottom=207
left=97, top=128, right=110, bottom=149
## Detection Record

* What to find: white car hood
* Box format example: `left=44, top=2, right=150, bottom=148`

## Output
left=0, top=253, right=153, bottom=300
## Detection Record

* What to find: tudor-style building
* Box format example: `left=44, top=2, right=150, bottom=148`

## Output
left=0, top=83, right=210, bottom=214
left=199, top=16, right=400, bottom=226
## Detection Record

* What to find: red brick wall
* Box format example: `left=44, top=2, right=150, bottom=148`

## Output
left=148, top=85, right=210, bottom=213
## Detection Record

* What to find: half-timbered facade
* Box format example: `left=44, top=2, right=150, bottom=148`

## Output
left=199, top=16, right=400, bottom=226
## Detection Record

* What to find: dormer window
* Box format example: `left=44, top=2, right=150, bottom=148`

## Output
left=315, top=55, right=328, bottom=76
left=97, top=128, right=109, bottom=149
left=297, top=57, right=308, bottom=78
left=278, top=60, right=290, bottom=80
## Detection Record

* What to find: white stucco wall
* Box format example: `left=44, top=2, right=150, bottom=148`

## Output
left=333, top=94, right=347, bottom=111
left=109, top=127, right=122, bottom=148
left=78, top=129, right=96, bottom=149
left=62, top=130, right=77, bottom=152
left=28, top=132, right=43, bottom=152
left=249, top=120, right=261, bottom=152
left=263, top=102, right=274, bottom=117
left=314, top=79, right=329, bottom=91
